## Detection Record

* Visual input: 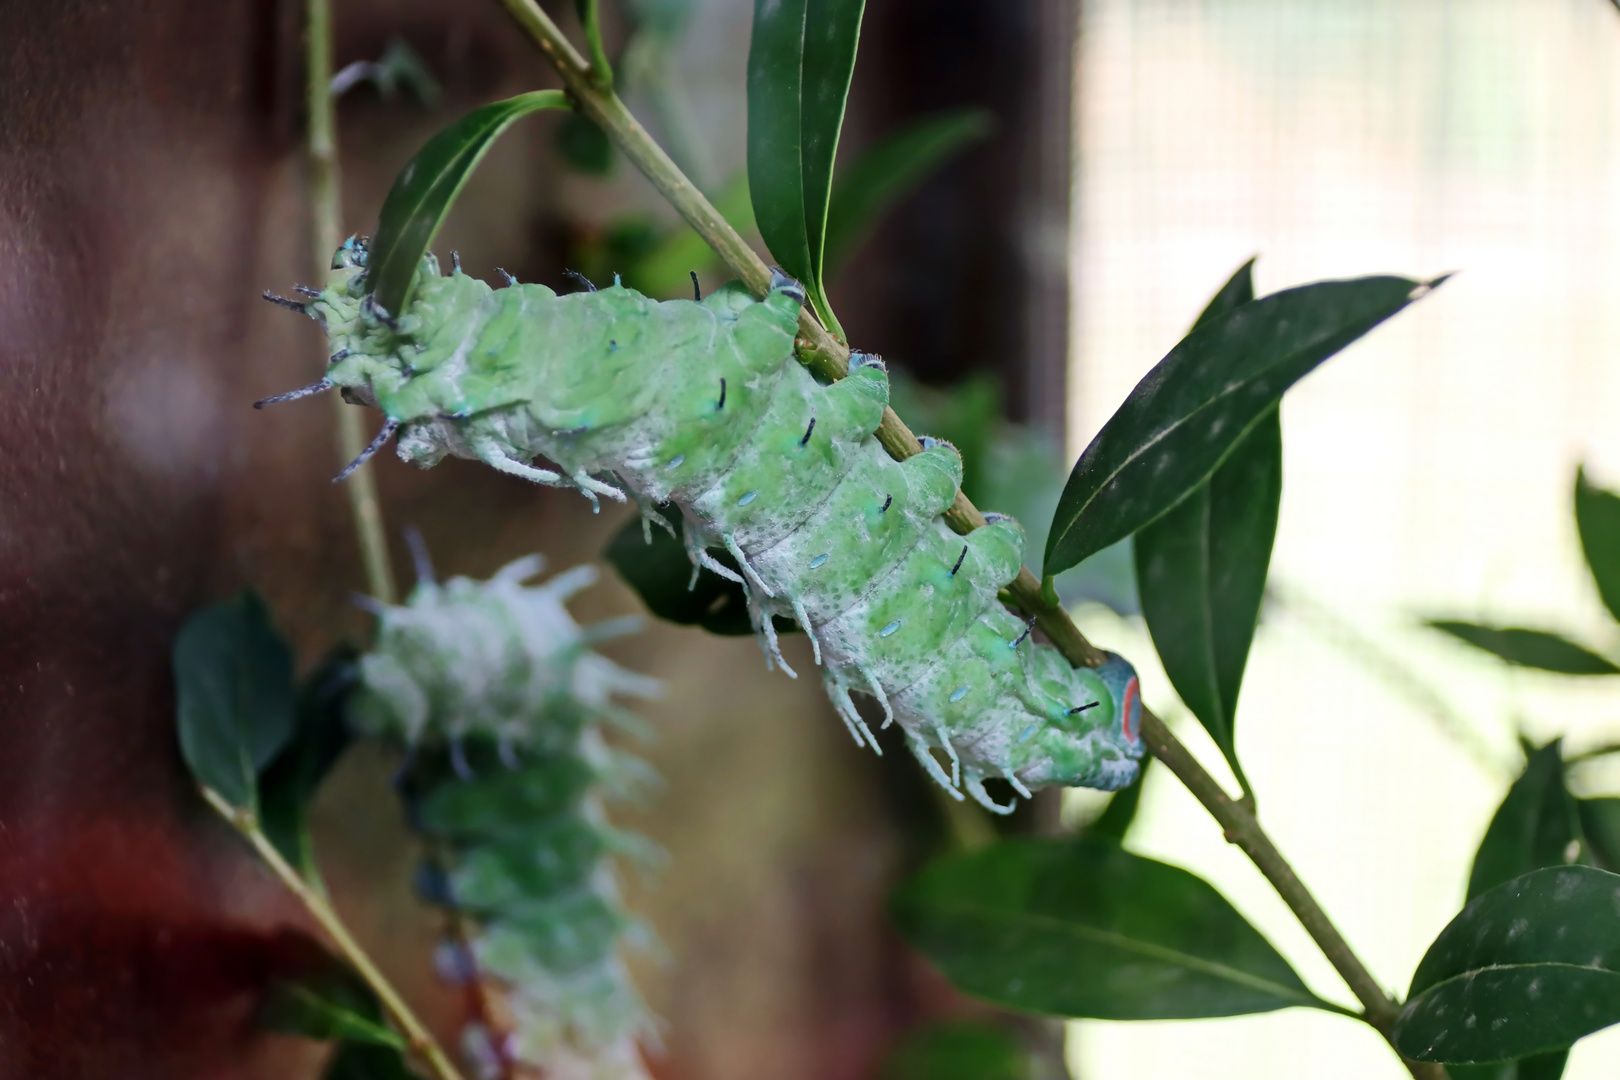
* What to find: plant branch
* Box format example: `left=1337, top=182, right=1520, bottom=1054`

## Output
left=308, top=11, right=518, bottom=1074
left=578, top=0, right=614, bottom=88
left=498, top=3, right=1443, bottom=1075
left=308, top=0, right=398, bottom=605
left=202, top=786, right=467, bottom=1080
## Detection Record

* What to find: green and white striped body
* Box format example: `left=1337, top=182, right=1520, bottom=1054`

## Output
left=351, top=556, right=660, bottom=1080
left=312, top=242, right=1143, bottom=811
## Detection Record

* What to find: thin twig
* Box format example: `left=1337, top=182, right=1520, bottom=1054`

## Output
left=307, top=8, right=516, bottom=1074
left=497, top=2, right=1443, bottom=1075
left=308, top=0, right=398, bottom=605
left=203, top=787, right=468, bottom=1080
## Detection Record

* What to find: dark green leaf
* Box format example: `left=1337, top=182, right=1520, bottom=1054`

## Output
left=1580, top=799, right=1620, bottom=874
left=1458, top=742, right=1584, bottom=1076
left=1396, top=865, right=1620, bottom=1064
left=369, top=91, right=568, bottom=317
left=880, top=1021, right=1026, bottom=1080
left=323, top=1042, right=418, bottom=1080
left=1134, top=261, right=1275, bottom=790
left=259, top=968, right=403, bottom=1048
left=1576, top=466, right=1620, bottom=625
left=258, top=650, right=359, bottom=874
left=1135, top=412, right=1278, bottom=792
left=603, top=503, right=796, bottom=636
left=1448, top=1051, right=1569, bottom=1080
left=823, top=110, right=992, bottom=275
left=1469, top=740, right=1584, bottom=901
left=1045, top=274, right=1436, bottom=576
left=173, top=592, right=295, bottom=809
left=1087, top=756, right=1150, bottom=841
left=747, top=0, right=867, bottom=329
left=1426, top=622, right=1620, bottom=676
left=555, top=112, right=615, bottom=175
left=891, top=836, right=1328, bottom=1019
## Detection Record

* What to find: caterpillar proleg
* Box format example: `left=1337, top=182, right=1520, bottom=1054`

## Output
left=266, top=236, right=1144, bottom=813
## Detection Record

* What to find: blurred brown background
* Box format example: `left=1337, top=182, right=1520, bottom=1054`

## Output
left=0, top=2, right=1070, bottom=1078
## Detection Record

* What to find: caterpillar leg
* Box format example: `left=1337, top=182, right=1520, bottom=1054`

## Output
left=822, top=670, right=880, bottom=752
left=1002, top=770, right=1034, bottom=799
left=907, top=737, right=963, bottom=798
left=633, top=496, right=677, bottom=544
left=474, top=441, right=568, bottom=488
left=746, top=593, right=797, bottom=678
left=931, top=721, right=962, bottom=787
left=572, top=470, right=627, bottom=512
left=857, top=663, right=896, bottom=730
left=789, top=597, right=822, bottom=665
left=963, top=771, right=1017, bottom=816
left=722, top=533, right=772, bottom=597
left=682, top=518, right=744, bottom=590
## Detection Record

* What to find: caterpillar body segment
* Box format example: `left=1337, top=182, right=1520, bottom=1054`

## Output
left=286, top=237, right=1145, bottom=810
left=351, top=554, right=660, bottom=1080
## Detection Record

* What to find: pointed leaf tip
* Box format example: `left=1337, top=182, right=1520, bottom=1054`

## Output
left=1045, top=273, right=1428, bottom=577
left=369, top=91, right=569, bottom=316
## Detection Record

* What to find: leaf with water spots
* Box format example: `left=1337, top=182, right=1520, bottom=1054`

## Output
left=1468, top=739, right=1586, bottom=901
left=1045, top=274, right=1437, bottom=576
left=1395, top=865, right=1620, bottom=1065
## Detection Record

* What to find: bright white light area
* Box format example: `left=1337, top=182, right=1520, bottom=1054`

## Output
left=1068, top=1, right=1620, bottom=1077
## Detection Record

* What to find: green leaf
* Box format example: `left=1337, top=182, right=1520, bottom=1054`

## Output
left=890, top=836, right=1329, bottom=1019
left=880, top=1021, right=1026, bottom=1080
left=1575, top=466, right=1620, bottom=625
left=323, top=1042, right=419, bottom=1080
left=555, top=111, right=615, bottom=175
left=1448, top=1051, right=1569, bottom=1080
left=1469, top=740, right=1585, bottom=901
left=1425, top=622, right=1620, bottom=676
left=603, top=503, right=796, bottom=636
left=747, top=0, right=868, bottom=332
left=369, top=91, right=569, bottom=317
left=259, top=968, right=404, bottom=1048
left=1456, top=742, right=1585, bottom=1076
left=1396, top=865, right=1620, bottom=1064
left=1045, top=274, right=1436, bottom=576
left=1134, top=261, right=1276, bottom=791
left=258, top=650, right=359, bottom=875
left=173, top=592, right=296, bottom=809
left=823, top=109, right=992, bottom=275
left=1579, top=798, right=1620, bottom=873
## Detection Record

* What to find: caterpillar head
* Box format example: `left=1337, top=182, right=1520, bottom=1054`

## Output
left=1012, top=650, right=1144, bottom=794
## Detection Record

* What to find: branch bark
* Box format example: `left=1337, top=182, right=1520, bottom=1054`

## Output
left=202, top=788, right=467, bottom=1080
left=496, top=3, right=1445, bottom=1075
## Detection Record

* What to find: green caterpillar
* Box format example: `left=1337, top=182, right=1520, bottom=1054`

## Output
left=263, top=237, right=1144, bottom=812
left=349, top=552, right=660, bottom=1078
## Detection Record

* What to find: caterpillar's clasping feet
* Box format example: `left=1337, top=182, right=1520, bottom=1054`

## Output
left=767, top=267, right=806, bottom=305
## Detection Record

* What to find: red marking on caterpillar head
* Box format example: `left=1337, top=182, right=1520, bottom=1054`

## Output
left=1122, top=677, right=1141, bottom=743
